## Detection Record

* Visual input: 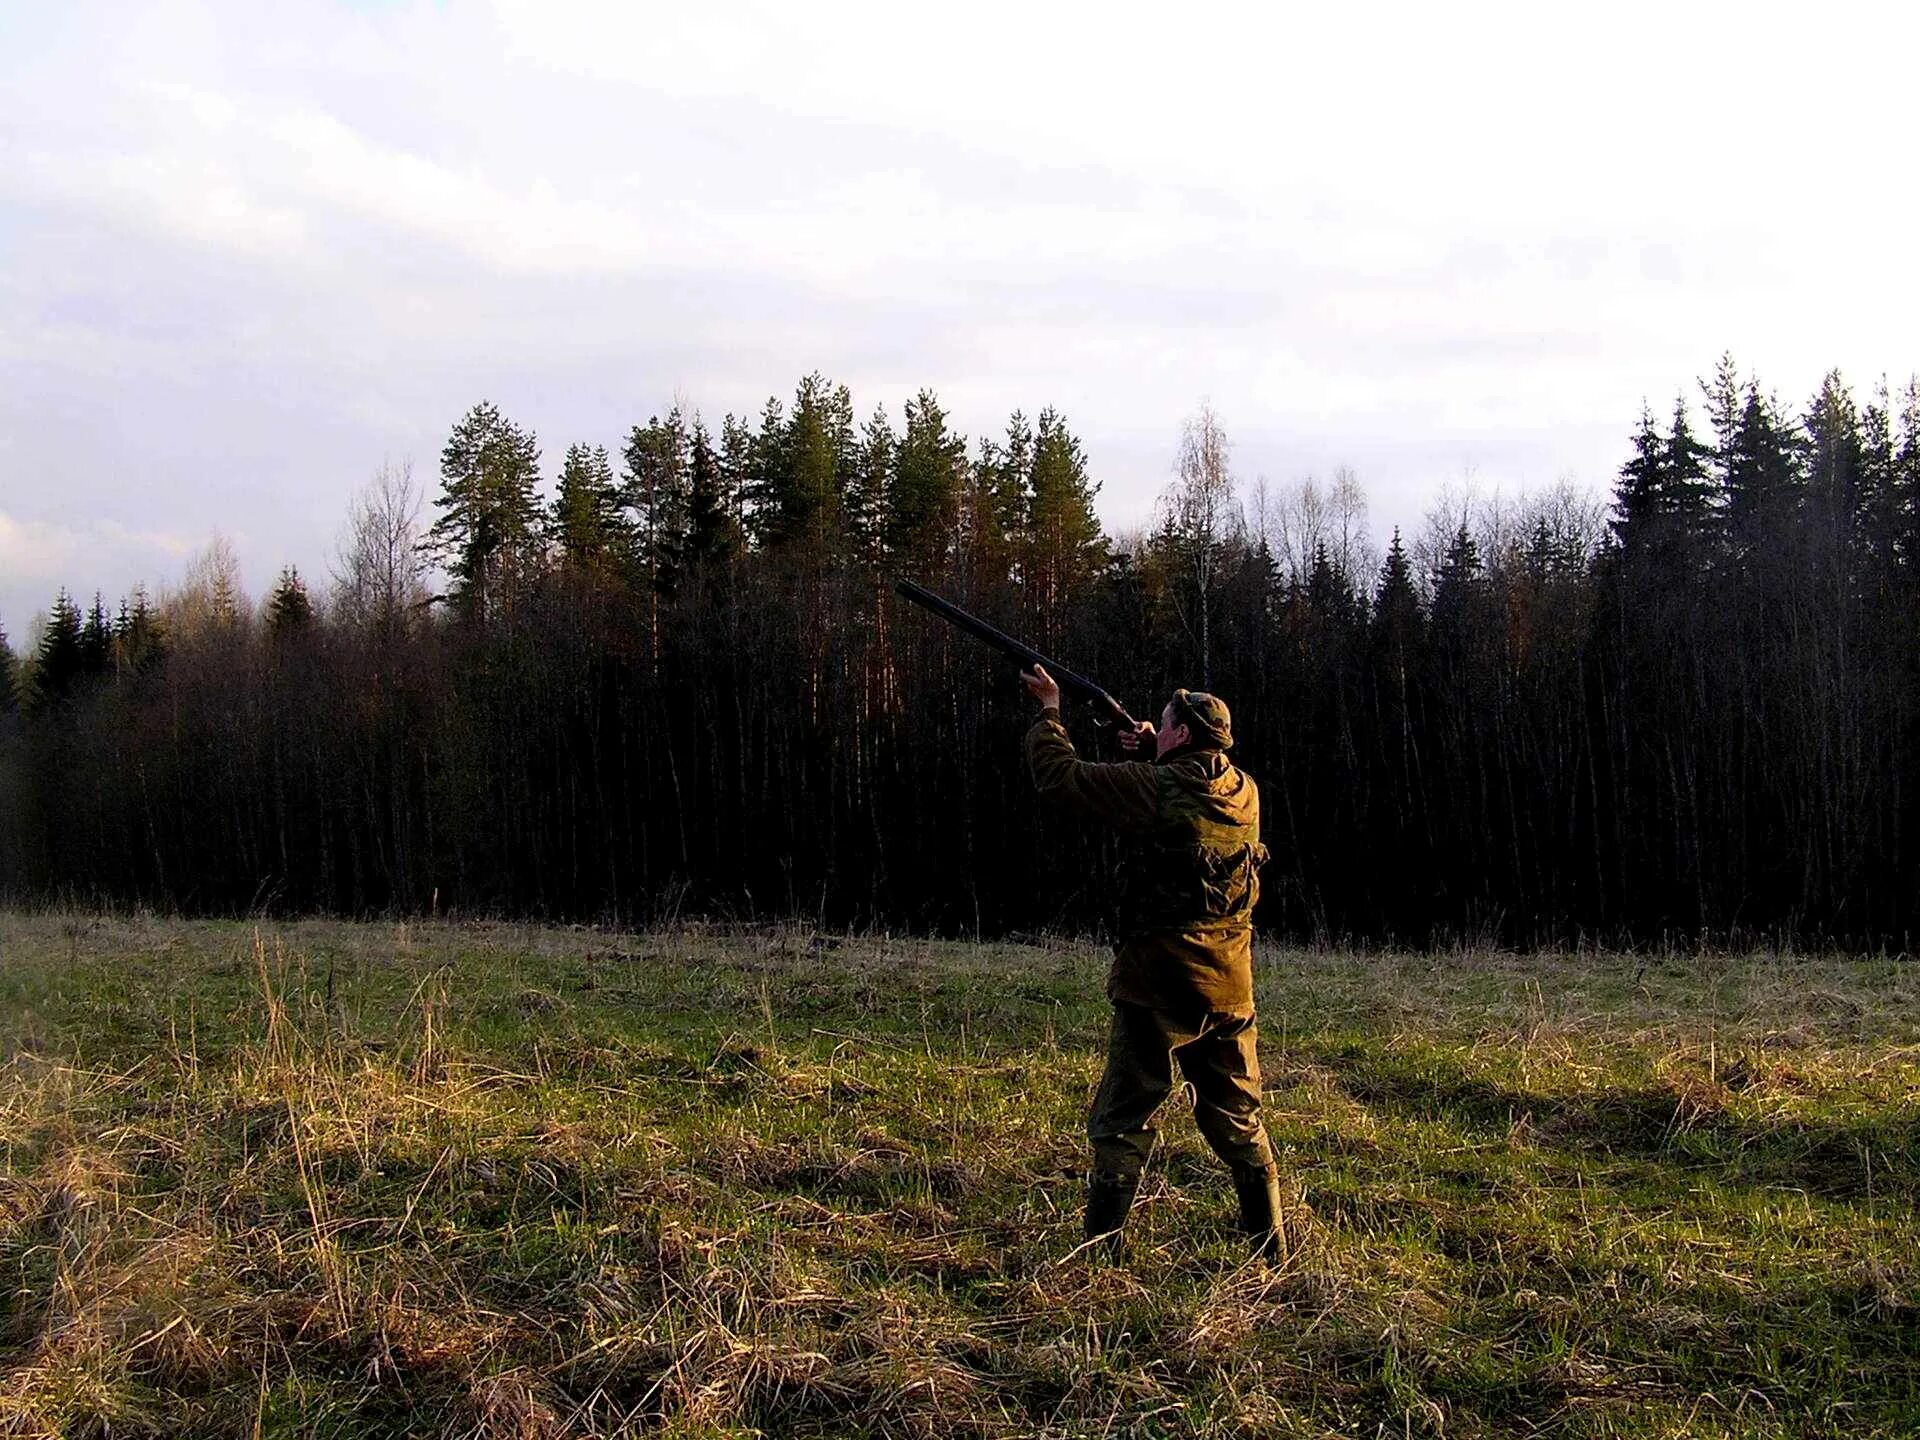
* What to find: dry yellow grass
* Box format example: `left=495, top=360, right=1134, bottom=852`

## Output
left=0, top=913, right=1915, bottom=1436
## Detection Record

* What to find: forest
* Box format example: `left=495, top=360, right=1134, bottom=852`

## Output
left=2, top=358, right=1917, bottom=948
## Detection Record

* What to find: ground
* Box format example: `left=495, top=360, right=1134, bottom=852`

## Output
left=0, top=914, right=1915, bottom=1438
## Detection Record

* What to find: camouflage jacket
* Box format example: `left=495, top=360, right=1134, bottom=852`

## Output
left=1026, top=710, right=1268, bottom=1016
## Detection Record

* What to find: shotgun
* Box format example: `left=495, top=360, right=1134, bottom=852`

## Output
left=893, top=579, right=1139, bottom=732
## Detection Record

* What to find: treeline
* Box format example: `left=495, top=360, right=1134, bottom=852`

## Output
left=2, top=360, right=1917, bottom=947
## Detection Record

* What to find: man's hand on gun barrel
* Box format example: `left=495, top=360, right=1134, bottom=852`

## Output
left=1021, top=664, right=1062, bottom=711
left=1026, top=663, right=1155, bottom=753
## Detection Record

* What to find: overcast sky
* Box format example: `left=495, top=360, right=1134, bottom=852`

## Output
left=3, top=0, right=1917, bottom=632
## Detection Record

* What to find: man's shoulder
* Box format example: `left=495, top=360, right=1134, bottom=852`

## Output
left=1158, top=751, right=1259, bottom=816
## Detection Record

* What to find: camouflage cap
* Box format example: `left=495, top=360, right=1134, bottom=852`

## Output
left=1172, top=689, right=1233, bottom=750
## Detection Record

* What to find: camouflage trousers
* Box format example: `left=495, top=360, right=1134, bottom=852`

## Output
left=1086, top=1000, right=1275, bottom=1183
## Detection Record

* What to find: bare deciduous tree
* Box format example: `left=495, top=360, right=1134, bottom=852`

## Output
left=165, top=534, right=248, bottom=644
left=1264, top=467, right=1375, bottom=590
left=334, top=462, right=429, bottom=639
left=1161, top=402, right=1243, bottom=686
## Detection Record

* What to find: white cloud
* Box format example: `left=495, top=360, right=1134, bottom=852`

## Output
left=0, top=510, right=201, bottom=629
left=1, top=0, right=1917, bottom=616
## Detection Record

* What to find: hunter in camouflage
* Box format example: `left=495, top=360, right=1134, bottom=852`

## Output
left=1021, top=664, right=1290, bottom=1259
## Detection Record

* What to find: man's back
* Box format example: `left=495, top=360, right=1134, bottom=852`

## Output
left=1026, top=713, right=1267, bottom=1015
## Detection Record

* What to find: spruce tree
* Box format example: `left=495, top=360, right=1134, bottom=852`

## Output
left=1702, top=352, right=1743, bottom=467
left=0, top=620, right=16, bottom=714
left=1896, top=380, right=1920, bottom=584
left=1431, top=524, right=1483, bottom=636
left=1523, top=516, right=1557, bottom=580
left=424, top=400, right=544, bottom=621
left=31, top=590, right=84, bottom=709
left=79, top=593, right=113, bottom=677
left=1306, top=542, right=1356, bottom=625
left=1372, top=528, right=1423, bottom=653
left=1856, top=383, right=1901, bottom=586
left=686, top=416, right=743, bottom=575
left=266, top=566, right=315, bottom=638
left=1722, top=383, right=1802, bottom=571
left=115, top=587, right=167, bottom=675
left=1610, top=399, right=1714, bottom=573
left=1611, top=405, right=1666, bottom=552
left=1805, top=371, right=1864, bottom=554
left=210, top=559, right=241, bottom=629
left=1664, top=397, right=1716, bottom=551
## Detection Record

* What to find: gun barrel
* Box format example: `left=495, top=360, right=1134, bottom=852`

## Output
left=892, top=579, right=1135, bottom=729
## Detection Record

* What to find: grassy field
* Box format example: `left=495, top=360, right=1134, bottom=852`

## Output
left=0, top=915, right=1915, bottom=1438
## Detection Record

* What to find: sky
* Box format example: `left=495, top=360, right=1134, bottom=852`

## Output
left=3, top=0, right=1917, bottom=633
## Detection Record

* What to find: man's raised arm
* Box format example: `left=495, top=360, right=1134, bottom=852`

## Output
left=1022, top=665, right=1159, bottom=832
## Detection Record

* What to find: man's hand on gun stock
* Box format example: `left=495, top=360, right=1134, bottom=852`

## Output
left=1116, top=718, right=1157, bottom=753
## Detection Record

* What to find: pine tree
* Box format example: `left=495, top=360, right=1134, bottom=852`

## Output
left=963, top=434, right=1007, bottom=590
left=1025, top=408, right=1104, bottom=628
left=961, top=411, right=1028, bottom=588
left=718, top=413, right=755, bottom=545
left=423, top=400, right=544, bottom=621
left=887, top=389, right=966, bottom=578
left=623, top=407, right=693, bottom=595
left=742, top=396, right=788, bottom=550
left=959, top=413, right=1033, bottom=595
left=993, top=411, right=1033, bottom=551
left=30, top=590, right=84, bottom=709
left=551, top=443, right=624, bottom=572
left=846, top=406, right=895, bottom=579
left=266, top=566, right=315, bottom=638
left=773, top=373, right=854, bottom=559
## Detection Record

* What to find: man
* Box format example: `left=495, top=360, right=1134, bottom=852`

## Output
left=1021, top=663, right=1288, bottom=1259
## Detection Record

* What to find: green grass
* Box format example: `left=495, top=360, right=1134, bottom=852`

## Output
left=0, top=914, right=1916, bottom=1437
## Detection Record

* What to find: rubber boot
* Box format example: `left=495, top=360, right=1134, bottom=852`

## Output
left=1083, top=1172, right=1140, bottom=1260
left=1230, top=1163, right=1288, bottom=1260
